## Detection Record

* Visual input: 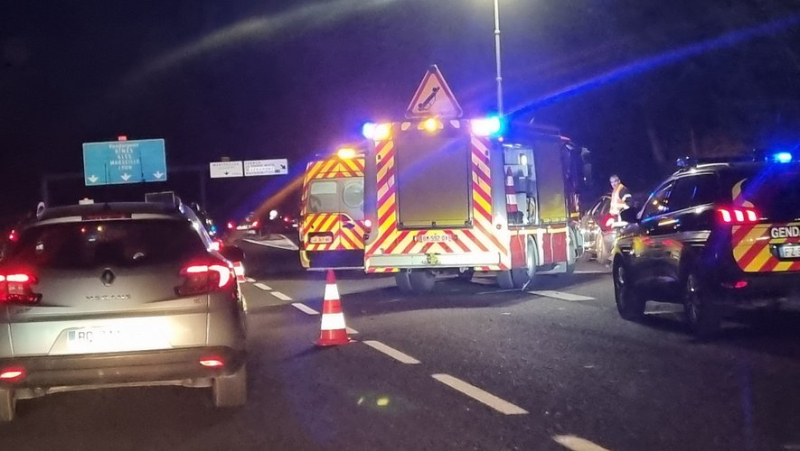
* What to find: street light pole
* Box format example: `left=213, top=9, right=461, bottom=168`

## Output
left=493, top=0, right=504, bottom=116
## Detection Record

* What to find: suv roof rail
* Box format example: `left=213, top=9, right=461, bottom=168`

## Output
left=144, top=191, right=182, bottom=209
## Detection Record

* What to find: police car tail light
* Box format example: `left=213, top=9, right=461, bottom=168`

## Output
left=0, top=272, right=41, bottom=304
left=601, top=215, right=616, bottom=231
left=177, top=261, right=234, bottom=296
left=717, top=207, right=759, bottom=225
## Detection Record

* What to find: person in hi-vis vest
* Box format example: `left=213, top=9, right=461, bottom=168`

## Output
left=609, top=174, right=631, bottom=219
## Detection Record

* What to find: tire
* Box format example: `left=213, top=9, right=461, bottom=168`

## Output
left=511, top=238, right=537, bottom=289
left=457, top=268, right=474, bottom=282
left=213, top=365, right=247, bottom=408
left=409, top=270, right=436, bottom=294
left=613, top=260, right=646, bottom=321
left=683, top=272, right=722, bottom=339
left=0, top=388, right=16, bottom=422
left=496, top=270, right=514, bottom=289
left=596, top=235, right=610, bottom=264
left=395, top=271, right=413, bottom=294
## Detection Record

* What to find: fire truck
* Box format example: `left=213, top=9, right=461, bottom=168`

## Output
left=299, top=147, right=369, bottom=270
left=359, top=67, right=590, bottom=293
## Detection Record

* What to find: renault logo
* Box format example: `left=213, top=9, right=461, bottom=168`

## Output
left=100, top=269, right=115, bottom=287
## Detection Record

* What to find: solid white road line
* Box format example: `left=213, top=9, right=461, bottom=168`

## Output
left=254, top=283, right=272, bottom=291
left=291, top=303, right=319, bottom=315
left=270, top=291, right=292, bottom=301
left=552, top=435, right=611, bottom=451
left=530, top=290, right=595, bottom=302
left=476, top=288, right=519, bottom=295
left=363, top=340, right=421, bottom=364
left=245, top=277, right=256, bottom=283
left=432, top=374, right=528, bottom=415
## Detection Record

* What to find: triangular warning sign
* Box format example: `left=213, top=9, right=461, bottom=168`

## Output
left=405, top=65, right=463, bottom=119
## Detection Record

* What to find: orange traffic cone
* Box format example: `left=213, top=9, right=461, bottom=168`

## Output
left=505, top=168, right=519, bottom=214
left=315, top=270, right=354, bottom=347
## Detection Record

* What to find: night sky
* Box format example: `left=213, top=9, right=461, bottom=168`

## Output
left=3, top=0, right=800, bottom=221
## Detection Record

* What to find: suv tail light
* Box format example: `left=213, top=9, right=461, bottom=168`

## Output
left=717, top=207, right=759, bottom=225
left=0, top=272, right=41, bottom=304
left=176, top=262, right=234, bottom=296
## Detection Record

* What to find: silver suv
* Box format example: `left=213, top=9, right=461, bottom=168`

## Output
left=0, top=201, right=248, bottom=421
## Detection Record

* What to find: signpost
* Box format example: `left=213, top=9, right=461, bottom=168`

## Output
left=244, top=159, right=288, bottom=177
left=209, top=161, right=244, bottom=178
left=83, top=139, right=167, bottom=186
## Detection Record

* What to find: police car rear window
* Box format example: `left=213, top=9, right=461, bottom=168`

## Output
left=727, top=168, right=800, bottom=221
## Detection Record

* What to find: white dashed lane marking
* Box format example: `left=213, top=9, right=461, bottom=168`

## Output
left=530, top=290, right=594, bottom=302
left=245, top=277, right=256, bottom=283
left=270, top=291, right=292, bottom=301
left=552, top=435, right=611, bottom=451
left=346, top=327, right=359, bottom=335
left=363, top=340, right=421, bottom=365
left=291, top=303, right=319, bottom=315
left=432, top=374, right=528, bottom=415
left=254, top=283, right=272, bottom=291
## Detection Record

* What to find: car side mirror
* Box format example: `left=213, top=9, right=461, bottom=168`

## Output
left=220, top=245, right=245, bottom=263
left=619, top=208, right=639, bottom=224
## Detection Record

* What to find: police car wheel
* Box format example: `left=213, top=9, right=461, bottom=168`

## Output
left=613, top=261, right=645, bottom=321
left=683, top=273, right=722, bottom=339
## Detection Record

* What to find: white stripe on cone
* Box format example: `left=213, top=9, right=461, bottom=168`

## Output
left=320, top=312, right=347, bottom=331
left=324, top=283, right=339, bottom=301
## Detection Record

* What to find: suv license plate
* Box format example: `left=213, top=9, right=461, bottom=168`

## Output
left=67, top=327, right=168, bottom=353
left=779, top=244, right=800, bottom=259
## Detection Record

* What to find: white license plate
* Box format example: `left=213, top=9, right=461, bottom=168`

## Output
left=310, top=235, right=333, bottom=244
left=236, top=225, right=251, bottom=231
left=415, top=234, right=455, bottom=243
left=779, top=244, right=800, bottom=259
left=67, top=327, right=168, bottom=353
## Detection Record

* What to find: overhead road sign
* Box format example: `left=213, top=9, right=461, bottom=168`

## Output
left=244, top=159, right=288, bottom=176
left=405, top=65, right=463, bottom=119
left=83, top=139, right=167, bottom=186
left=210, top=161, right=244, bottom=178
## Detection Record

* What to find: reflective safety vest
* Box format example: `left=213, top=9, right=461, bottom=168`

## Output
left=610, top=184, right=631, bottom=216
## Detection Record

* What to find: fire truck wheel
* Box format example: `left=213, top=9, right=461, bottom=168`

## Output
left=457, top=268, right=475, bottom=282
left=409, top=270, right=436, bottom=294
left=511, top=237, right=538, bottom=289
left=496, top=271, right=514, bottom=289
left=395, top=271, right=413, bottom=293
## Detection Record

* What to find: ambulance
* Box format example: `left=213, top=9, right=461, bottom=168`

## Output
left=299, top=148, right=369, bottom=269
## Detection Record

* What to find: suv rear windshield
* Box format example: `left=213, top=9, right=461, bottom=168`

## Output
left=7, top=219, right=207, bottom=269
left=724, top=166, right=800, bottom=221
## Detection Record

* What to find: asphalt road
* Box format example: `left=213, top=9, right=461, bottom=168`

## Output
left=4, top=238, right=800, bottom=450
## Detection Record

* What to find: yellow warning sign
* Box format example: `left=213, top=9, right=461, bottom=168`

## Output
left=405, top=65, right=463, bottom=119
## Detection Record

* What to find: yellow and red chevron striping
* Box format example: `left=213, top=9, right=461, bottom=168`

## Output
left=365, top=134, right=510, bottom=268
left=732, top=223, right=800, bottom=272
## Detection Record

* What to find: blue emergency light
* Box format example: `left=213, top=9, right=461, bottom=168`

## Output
left=773, top=152, right=793, bottom=163
left=470, top=116, right=502, bottom=137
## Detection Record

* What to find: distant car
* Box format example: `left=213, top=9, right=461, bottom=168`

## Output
left=579, top=195, right=616, bottom=263
left=0, top=201, right=248, bottom=421
left=613, top=154, right=800, bottom=337
left=227, top=210, right=297, bottom=238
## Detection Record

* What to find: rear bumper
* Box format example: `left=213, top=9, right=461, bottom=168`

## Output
left=304, top=250, right=364, bottom=269
left=367, top=251, right=501, bottom=268
left=0, top=346, right=245, bottom=390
